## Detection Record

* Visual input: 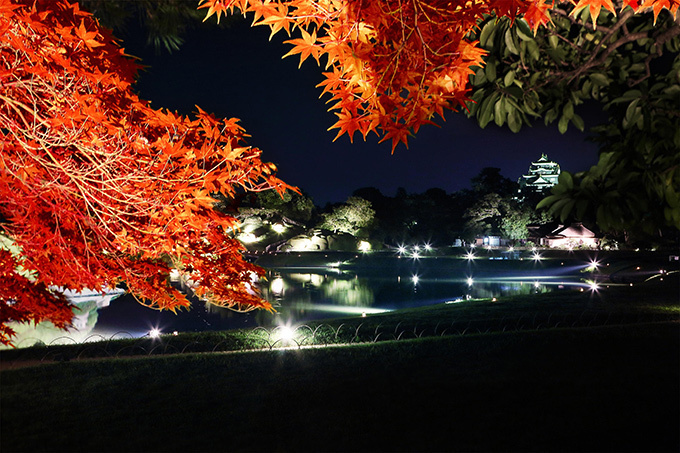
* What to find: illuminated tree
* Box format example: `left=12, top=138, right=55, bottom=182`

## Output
left=0, top=0, right=290, bottom=344
left=318, top=197, right=375, bottom=236
left=464, top=193, right=506, bottom=237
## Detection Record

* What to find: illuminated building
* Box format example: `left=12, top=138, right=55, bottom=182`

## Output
left=518, top=154, right=561, bottom=196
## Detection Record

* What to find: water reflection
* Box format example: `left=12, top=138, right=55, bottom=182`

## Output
left=5, top=257, right=597, bottom=347
left=258, top=268, right=581, bottom=323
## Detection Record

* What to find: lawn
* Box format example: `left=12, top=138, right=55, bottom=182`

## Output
left=1, top=272, right=678, bottom=452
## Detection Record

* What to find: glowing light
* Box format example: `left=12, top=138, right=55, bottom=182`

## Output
left=508, top=247, right=514, bottom=252
left=465, top=252, right=475, bottom=260
left=149, top=328, right=161, bottom=339
left=413, top=245, right=420, bottom=252
left=531, top=246, right=537, bottom=252
left=424, top=243, right=432, bottom=251
left=534, top=281, right=540, bottom=288
left=588, top=280, right=600, bottom=291
left=358, top=241, right=371, bottom=252
left=361, top=312, right=367, bottom=318
left=172, top=331, right=179, bottom=336
left=412, top=251, right=421, bottom=259
left=532, top=252, right=542, bottom=261
left=398, top=245, right=407, bottom=254
left=271, top=277, right=284, bottom=295
left=445, top=298, right=464, bottom=304
left=238, top=232, right=259, bottom=243
left=278, top=326, right=294, bottom=342
left=492, top=297, right=497, bottom=302
left=467, top=277, right=474, bottom=286
left=412, top=275, right=419, bottom=284
left=272, top=223, right=286, bottom=234
left=288, top=304, right=391, bottom=315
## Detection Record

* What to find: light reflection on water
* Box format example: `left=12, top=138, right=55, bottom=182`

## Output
left=258, top=265, right=588, bottom=324
left=5, top=258, right=594, bottom=347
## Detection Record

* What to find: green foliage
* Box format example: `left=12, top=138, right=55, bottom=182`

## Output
left=464, top=193, right=507, bottom=236
left=537, top=146, right=680, bottom=241
left=254, top=190, right=315, bottom=223
left=468, top=9, right=679, bottom=135
left=468, top=9, right=680, bottom=241
left=317, top=196, right=376, bottom=237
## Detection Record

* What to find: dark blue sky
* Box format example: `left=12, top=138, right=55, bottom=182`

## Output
left=123, top=18, right=601, bottom=205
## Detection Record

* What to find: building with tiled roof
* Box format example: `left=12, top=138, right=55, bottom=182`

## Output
left=518, top=154, right=561, bottom=196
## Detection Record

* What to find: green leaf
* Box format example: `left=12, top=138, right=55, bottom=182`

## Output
left=571, top=114, right=585, bottom=131
left=494, top=97, right=507, bottom=126
left=560, top=199, right=576, bottom=222
left=545, top=106, right=558, bottom=124
left=527, top=40, right=540, bottom=61
left=563, top=101, right=574, bottom=120
left=522, top=99, right=540, bottom=117
left=548, top=35, right=559, bottom=49
left=558, top=114, right=569, bottom=133
left=485, top=58, right=497, bottom=82
left=478, top=92, right=498, bottom=128
left=536, top=194, right=559, bottom=209
left=505, top=29, right=519, bottom=55
left=516, top=19, right=533, bottom=39
left=589, top=73, right=610, bottom=87
left=611, top=89, right=642, bottom=104
left=558, top=171, right=574, bottom=190
left=507, top=108, right=521, bottom=133
left=480, top=20, right=496, bottom=48
left=623, top=99, right=643, bottom=129
left=504, top=71, right=516, bottom=87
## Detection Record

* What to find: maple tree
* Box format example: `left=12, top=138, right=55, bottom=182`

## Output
left=0, top=0, right=291, bottom=345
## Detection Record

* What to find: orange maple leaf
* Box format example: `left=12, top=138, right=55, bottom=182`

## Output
left=570, top=0, right=617, bottom=26
left=523, top=1, right=554, bottom=33
left=75, top=20, right=103, bottom=49
left=283, top=28, right=321, bottom=67
left=638, top=0, right=679, bottom=23
left=198, top=0, right=239, bottom=24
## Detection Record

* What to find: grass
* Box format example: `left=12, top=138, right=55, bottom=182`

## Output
left=1, top=273, right=678, bottom=452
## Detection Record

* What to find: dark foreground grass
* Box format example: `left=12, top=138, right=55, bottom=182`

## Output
left=2, top=322, right=678, bottom=452
left=1, top=274, right=678, bottom=452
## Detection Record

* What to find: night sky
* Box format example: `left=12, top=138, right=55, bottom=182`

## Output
left=122, top=17, right=602, bottom=206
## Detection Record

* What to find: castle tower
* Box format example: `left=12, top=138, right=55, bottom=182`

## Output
left=518, top=153, right=561, bottom=196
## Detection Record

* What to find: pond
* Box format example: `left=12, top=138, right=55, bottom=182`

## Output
left=6, top=252, right=600, bottom=347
